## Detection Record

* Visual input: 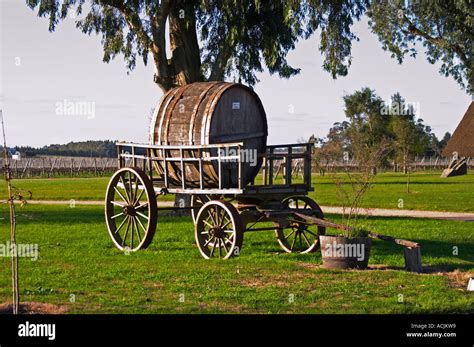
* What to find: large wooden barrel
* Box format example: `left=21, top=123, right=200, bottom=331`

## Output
left=149, top=82, right=267, bottom=188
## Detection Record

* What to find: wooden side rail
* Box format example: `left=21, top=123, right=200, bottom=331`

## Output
left=261, top=143, right=312, bottom=189
left=116, top=142, right=245, bottom=190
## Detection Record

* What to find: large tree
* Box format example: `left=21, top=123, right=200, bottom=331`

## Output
left=387, top=93, right=431, bottom=173
left=26, top=0, right=472, bottom=93
left=26, top=0, right=366, bottom=92
left=342, top=88, right=392, bottom=173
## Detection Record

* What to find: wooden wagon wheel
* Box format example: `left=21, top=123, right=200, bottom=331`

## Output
left=105, top=167, right=157, bottom=252
left=191, top=194, right=211, bottom=223
left=274, top=196, right=325, bottom=254
left=195, top=200, right=243, bottom=259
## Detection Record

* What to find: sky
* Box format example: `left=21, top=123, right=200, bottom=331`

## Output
left=0, top=0, right=472, bottom=148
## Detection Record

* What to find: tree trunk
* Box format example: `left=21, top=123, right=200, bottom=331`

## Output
left=403, top=153, right=408, bottom=174
left=151, top=1, right=204, bottom=214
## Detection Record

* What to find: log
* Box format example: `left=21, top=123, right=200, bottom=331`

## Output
left=293, top=212, right=420, bottom=248
left=368, top=232, right=420, bottom=248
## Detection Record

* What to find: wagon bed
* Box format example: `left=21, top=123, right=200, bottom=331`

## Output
left=116, top=141, right=313, bottom=196
left=105, top=141, right=326, bottom=258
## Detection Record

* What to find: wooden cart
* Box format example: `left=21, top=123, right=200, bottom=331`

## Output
left=104, top=141, right=326, bottom=259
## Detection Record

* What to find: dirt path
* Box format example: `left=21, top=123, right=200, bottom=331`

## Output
left=18, top=200, right=474, bottom=221
left=320, top=206, right=474, bottom=222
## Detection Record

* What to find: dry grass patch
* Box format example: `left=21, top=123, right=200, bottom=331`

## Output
left=0, top=301, right=68, bottom=314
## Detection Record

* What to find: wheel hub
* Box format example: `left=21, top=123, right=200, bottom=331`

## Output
left=123, top=205, right=136, bottom=216
left=210, top=227, right=225, bottom=238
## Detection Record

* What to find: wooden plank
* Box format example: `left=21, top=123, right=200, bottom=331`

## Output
left=210, top=131, right=265, bottom=143
left=293, top=213, right=421, bottom=248
left=285, top=146, right=292, bottom=185
left=268, top=147, right=274, bottom=185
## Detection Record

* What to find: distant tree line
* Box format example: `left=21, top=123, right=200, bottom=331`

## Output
left=8, top=140, right=118, bottom=158
left=310, top=88, right=452, bottom=174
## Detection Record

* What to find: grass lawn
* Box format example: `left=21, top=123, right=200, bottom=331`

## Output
left=308, top=171, right=474, bottom=212
left=0, top=204, right=473, bottom=314
left=1, top=171, right=473, bottom=212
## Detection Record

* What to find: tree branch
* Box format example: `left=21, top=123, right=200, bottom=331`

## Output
left=98, top=0, right=153, bottom=49
left=209, top=38, right=235, bottom=81
left=401, top=14, right=468, bottom=65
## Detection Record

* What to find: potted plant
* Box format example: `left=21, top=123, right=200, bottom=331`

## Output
left=319, top=140, right=390, bottom=270
left=320, top=227, right=372, bottom=269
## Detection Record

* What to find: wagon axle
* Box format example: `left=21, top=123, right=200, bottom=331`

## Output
left=122, top=205, right=137, bottom=217
left=208, top=227, right=226, bottom=239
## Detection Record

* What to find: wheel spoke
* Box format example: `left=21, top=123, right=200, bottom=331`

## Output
left=290, top=232, right=298, bottom=251
left=135, top=201, right=149, bottom=210
left=111, top=200, right=126, bottom=207
left=215, top=205, right=221, bottom=226
left=218, top=238, right=222, bottom=258
left=207, top=209, right=217, bottom=225
left=203, top=219, right=214, bottom=228
left=134, top=189, right=144, bottom=206
left=210, top=240, right=217, bottom=256
left=135, top=215, right=147, bottom=233
left=134, top=217, right=143, bottom=242
left=283, top=228, right=296, bottom=241
left=224, top=234, right=233, bottom=244
left=136, top=211, right=149, bottom=221
left=305, top=229, right=318, bottom=237
left=221, top=218, right=232, bottom=230
left=132, top=176, right=139, bottom=204
left=126, top=172, right=134, bottom=202
left=219, top=208, right=226, bottom=227
left=221, top=238, right=229, bottom=253
left=119, top=175, right=131, bottom=203
left=122, top=217, right=131, bottom=247
left=111, top=212, right=124, bottom=220
left=301, top=231, right=312, bottom=247
left=114, top=216, right=128, bottom=234
left=130, top=217, right=134, bottom=249
left=204, top=236, right=215, bottom=248
left=114, top=186, right=128, bottom=204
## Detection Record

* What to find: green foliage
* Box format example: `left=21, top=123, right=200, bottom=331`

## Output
left=367, top=0, right=473, bottom=93
left=26, top=1, right=471, bottom=92
left=343, top=88, right=392, bottom=166
left=345, top=226, right=370, bottom=238
left=317, top=88, right=444, bottom=169
left=24, top=0, right=365, bottom=88
left=386, top=93, right=432, bottom=170
left=13, top=140, right=117, bottom=157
